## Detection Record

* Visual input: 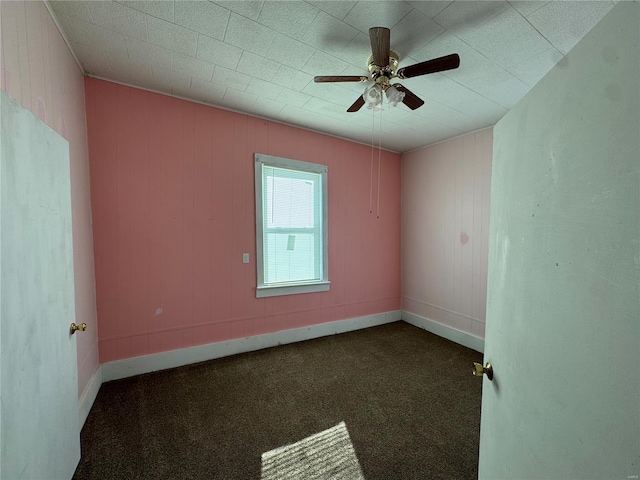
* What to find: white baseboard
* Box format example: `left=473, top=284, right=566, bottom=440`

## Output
left=78, top=365, right=102, bottom=429
left=77, top=310, right=478, bottom=421
left=402, top=310, right=484, bottom=353
left=102, top=310, right=401, bottom=382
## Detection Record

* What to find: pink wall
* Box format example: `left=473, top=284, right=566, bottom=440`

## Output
left=401, top=129, right=492, bottom=339
left=0, top=1, right=99, bottom=397
left=85, top=78, right=401, bottom=363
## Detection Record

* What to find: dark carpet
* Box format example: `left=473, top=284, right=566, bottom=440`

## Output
left=73, top=321, right=483, bottom=480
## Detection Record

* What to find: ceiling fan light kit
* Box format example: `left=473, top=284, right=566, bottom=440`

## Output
left=314, top=27, right=460, bottom=113
left=363, top=84, right=383, bottom=110
left=385, top=85, right=405, bottom=108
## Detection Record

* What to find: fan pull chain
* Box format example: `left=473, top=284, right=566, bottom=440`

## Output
left=376, top=109, right=382, bottom=219
left=369, top=108, right=375, bottom=214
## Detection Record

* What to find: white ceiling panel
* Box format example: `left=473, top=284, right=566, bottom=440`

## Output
left=151, top=66, right=192, bottom=95
left=50, top=1, right=94, bottom=22
left=70, top=42, right=110, bottom=75
left=222, top=88, right=259, bottom=111
left=224, top=12, right=277, bottom=56
left=307, top=1, right=356, bottom=21
left=190, top=77, right=226, bottom=103
left=252, top=97, right=287, bottom=117
left=333, top=32, right=372, bottom=70
left=432, top=1, right=511, bottom=32
left=213, top=1, right=264, bottom=21
left=124, top=36, right=172, bottom=70
left=174, top=1, right=230, bottom=40
left=118, top=1, right=174, bottom=22
left=195, top=34, right=242, bottom=70
left=301, top=50, right=350, bottom=77
left=245, top=77, right=284, bottom=100
left=506, top=47, right=564, bottom=87
left=146, top=16, right=198, bottom=56
left=413, top=101, right=491, bottom=132
left=212, top=65, right=252, bottom=90
left=301, top=81, right=363, bottom=107
left=418, top=38, right=526, bottom=108
left=257, top=1, right=319, bottom=39
left=460, top=65, right=530, bottom=108
left=303, top=97, right=356, bottom=120
left=414, top=73, right=508, bottom=121
left=70, top=18, right=128, bottom=56
left=279, top=104, right=314, bottom=125
left=383, top=109, right=451, bottom=134
left=107, top=53, right=154, bottom=86
left=508, top=1, right=549, bottom=17
left=86, top=1, right=148, bottom=40
left=275, top=87, right=312, bottom=108
left=236, top=51, right=281, bottom=81
left=526, top=1, right=614, bottom=54
left=171, top=52, right=214, bottom=82
left=271, top=66, right=313, bottom=92
left=343, top=1, right=413, bottom=32
left=51, top=0, right=615, bottom=152
left=407, top=1, right=452, bottom=19
left=456, top=6, right=552, bottom=68
left=389, top=9, right=444, bottom=59
left=415, top=32, right=490, bottom=83
left=265, top=34, right=316, bottom=70
left=302, top=11, right=359, bottom=55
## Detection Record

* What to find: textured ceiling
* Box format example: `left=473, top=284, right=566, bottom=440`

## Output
left=49, top=0, right=614, bottom=152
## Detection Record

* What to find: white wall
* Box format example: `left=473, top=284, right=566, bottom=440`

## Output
left=401, top=128, right=492, bottom=346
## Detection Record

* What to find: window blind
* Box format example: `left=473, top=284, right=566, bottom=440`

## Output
left=262, top=166, right=323, bottom=285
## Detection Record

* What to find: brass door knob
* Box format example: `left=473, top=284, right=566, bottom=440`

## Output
left=473, top=362, right=493, bottom=381
left=70, top=322, right=87, bottom=335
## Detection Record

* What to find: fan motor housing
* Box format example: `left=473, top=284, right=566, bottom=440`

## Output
left=367, top=51, right=399, bottom=84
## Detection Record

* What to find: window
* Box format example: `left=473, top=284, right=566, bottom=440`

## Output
left=254, top=153, right=329, bottom=298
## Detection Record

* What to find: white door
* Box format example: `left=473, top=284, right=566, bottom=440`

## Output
left=478, top=3, right=639, bottom=479
left=1, top=91, right=81, bottom=479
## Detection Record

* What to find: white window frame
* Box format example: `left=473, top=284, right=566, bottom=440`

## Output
left=254, top=153, right=329, bottom=298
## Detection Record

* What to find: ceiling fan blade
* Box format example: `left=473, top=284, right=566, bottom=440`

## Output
left=396, top=53, right=460, bottom=79
left=394, top=84, right=424, bottom=110
left=369, top=27, right=390, bottom=68
left=347, top=95, right=366, bottom=113
left=314, top=75, right=369, bottom=83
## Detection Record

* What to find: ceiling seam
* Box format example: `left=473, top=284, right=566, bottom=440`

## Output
left=341, top=2, right=358, bottom=21
left=221, top=5, right=231, bottom=42
left=112, top=1, right=172, bottom=24
left=389, top=7, right=413, bottom=31
left=85, top=0, right=96, bottom=24
left=256, top=1, right=266, bottom=20
left=507, top=2, right=556, bottom=53
left=440, top=26, right=529, bottom=108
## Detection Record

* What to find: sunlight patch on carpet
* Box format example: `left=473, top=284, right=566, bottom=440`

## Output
left=260, top=421, right=365, bottom=480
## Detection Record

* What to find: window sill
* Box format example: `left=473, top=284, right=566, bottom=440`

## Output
left=256, top=281, right=330, bottom=298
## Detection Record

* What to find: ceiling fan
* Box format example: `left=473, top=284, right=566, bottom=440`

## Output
left=314, top=27, right=460, bottom=112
